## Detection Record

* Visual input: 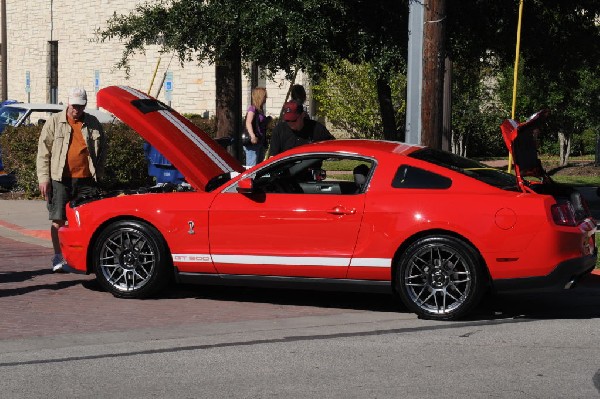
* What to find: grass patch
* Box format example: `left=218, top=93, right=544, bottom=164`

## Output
left=551, top=175, right=600, bottom=186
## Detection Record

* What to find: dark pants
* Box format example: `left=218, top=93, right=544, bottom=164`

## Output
left=48, top=178, right=99, bottom=221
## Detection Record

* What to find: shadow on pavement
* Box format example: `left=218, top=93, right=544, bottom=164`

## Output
left=0, top=268, right=54, bottom=283
left=0, top=279, right=90, bottom=298
left=78, top=271, right=600, bottom=320
left=469, top=273, right=600, bottom=321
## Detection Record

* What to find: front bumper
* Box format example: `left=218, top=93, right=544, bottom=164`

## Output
left=59, top=222, right=90, bottom=274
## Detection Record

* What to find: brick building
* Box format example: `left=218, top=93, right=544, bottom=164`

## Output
left=1, top=0, right=308, bottom=118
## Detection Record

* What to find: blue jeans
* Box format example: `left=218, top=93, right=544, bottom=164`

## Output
left=243, top=142, right=265, bottom=167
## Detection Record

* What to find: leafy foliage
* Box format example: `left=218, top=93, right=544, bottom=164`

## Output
left=496, top=60, right=600, bottom=158
left=448, top=1, right=600, bottom=159
left=97, top=0, right=409, bottom=140
left=450, top=63, right=505, bottom=158
left=312, top=60, right=406, bottom=139
left=0, top=123, right=154, bottom=198
left=0, top=126, right=39, bottom=197
left=101, top=123, right=154, bottom=191
left=97, top=0, right=600, bottom=157
left=98, top=0, right=348, bottom=80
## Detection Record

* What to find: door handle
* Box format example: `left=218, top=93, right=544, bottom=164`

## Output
left=328, top=206, right=357, bottom=215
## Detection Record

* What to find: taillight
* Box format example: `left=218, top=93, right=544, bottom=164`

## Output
left=551, top=202, right=577, bottom=226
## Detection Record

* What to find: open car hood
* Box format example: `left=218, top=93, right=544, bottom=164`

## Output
left=97, top=86, right=244, bottom=191
left=500, top=109, right=550, bottom=191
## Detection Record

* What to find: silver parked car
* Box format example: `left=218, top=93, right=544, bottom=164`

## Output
left=0, top=102, right=115, bottom=189
left=0, top=102, right=115, bottom=133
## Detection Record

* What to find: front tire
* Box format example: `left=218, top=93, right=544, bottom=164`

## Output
left=92, top=220, right=171, bottom=298
left=396, top=235, right=486, bottom=320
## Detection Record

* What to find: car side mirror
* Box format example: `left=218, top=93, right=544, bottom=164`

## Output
left=236, top=177, right=254, bottom=194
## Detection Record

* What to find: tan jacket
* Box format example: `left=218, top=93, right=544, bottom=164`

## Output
left=36, top=109, right=107, bottom=184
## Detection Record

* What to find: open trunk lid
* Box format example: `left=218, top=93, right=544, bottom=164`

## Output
left=501, top=110, right=596, bottom=226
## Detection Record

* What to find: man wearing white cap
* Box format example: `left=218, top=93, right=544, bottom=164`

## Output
left=36, top=87, right=107, bottom=272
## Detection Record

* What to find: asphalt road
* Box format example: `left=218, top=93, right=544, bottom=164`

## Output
left=1, top=233, right=600, bottom=398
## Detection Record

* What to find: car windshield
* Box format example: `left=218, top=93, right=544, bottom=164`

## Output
left=205, top=172, right=234, bottom=192
left=409, top=148, right=519, bottom=190
left=0, top=106, right=26, bottom=132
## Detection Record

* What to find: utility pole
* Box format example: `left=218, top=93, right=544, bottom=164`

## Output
left=1, top=0, right=7, bottom=101
left=420, top=0, right=447, bottom=149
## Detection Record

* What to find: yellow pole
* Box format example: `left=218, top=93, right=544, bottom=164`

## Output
left=148, top=57, right=162, bottom=94
left=508, top=0, right=524, bottom=173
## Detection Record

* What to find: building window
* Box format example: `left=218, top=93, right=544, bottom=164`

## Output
left=47, top=41, right=58, bottom=104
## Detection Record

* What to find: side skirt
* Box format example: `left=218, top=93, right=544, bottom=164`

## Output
left=174, top=270, right=393, bottom=294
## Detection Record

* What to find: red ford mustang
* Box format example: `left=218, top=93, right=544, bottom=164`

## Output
left=59, top=86, right=597, bottom=320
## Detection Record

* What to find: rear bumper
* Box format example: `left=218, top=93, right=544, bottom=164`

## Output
left=493, top=250, right=597, bottom=292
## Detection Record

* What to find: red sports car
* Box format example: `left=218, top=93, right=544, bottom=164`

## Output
left=59, top=86, right=597, bottom=320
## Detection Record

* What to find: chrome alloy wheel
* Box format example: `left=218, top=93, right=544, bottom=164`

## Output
left=98, top=228, right=157, bottom=293
left=403, top=243, right=473, bottom=316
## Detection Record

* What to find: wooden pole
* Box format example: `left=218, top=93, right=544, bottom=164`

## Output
left=421, top=0, right=446, bottom=149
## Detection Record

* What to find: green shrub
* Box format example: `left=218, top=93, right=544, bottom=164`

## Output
left=0, top=122, right=154, bottom=198
left=0, top=125, right=39, bottom=197
left=101, top=123, right=154, bottom=190
left=312, top=60, right=406, bottom=139
left=0, top=114, right=243, bottom=198
left=184, top=114, right=218, bottom=137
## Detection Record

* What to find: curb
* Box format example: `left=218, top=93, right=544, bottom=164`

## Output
left=0, top=219, right=50, bottom=241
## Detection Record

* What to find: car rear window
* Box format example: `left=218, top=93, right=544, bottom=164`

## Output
left=408, top=148, right=519, bottom=190
left=392, top=165, right=452, bottom=189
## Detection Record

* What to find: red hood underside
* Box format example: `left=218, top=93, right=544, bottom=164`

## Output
left=500, top=109, right=550, bottom=184
left=97, top=86, right=244, bottom=191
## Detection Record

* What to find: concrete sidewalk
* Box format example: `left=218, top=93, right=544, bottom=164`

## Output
left=0, top=199, right=52, bottom=248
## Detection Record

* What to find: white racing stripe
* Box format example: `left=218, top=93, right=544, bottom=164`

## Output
left=172, top=253, right=391, bottom=268
left=160, top=110, right=234, bottom=173
left=349, top=258, right=391, bottom=267
left=116, top=86, right=234, bottom=174
left=213, top=255, right=350, bottom=266
left=119, top=86, right=151, bottom=99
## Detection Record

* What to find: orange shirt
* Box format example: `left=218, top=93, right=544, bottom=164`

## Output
left=64, top=116, right=92, bottom=178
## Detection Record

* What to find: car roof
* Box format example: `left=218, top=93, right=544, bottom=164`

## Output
left=4, top=103, right=65, bottom=111
left=273, top=139, right=423, bottom=159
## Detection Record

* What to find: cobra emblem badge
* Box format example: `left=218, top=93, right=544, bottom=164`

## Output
left=188, top=221, right=195, bottom=235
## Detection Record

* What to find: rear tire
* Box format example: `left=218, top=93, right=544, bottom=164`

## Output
left=395, top=235, right=486, bottom=320
left=92, top=220, right=171, bottom=298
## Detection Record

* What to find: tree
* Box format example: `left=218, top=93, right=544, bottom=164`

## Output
left=312, top=60, right=406, bottom=139
left=97, top=0, right=409, bottom=144
left=98, top=0, right=348, bottom=159
left=450, top=62, right=505, bottom=158
left=340, top=0, right=409, bottom=140
left=447, top=1, right=600, bottom=162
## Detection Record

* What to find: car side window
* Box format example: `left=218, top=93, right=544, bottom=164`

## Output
left=392, top=165, right=452, bottom=189
left=252, top=156, right=374, bottom=195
